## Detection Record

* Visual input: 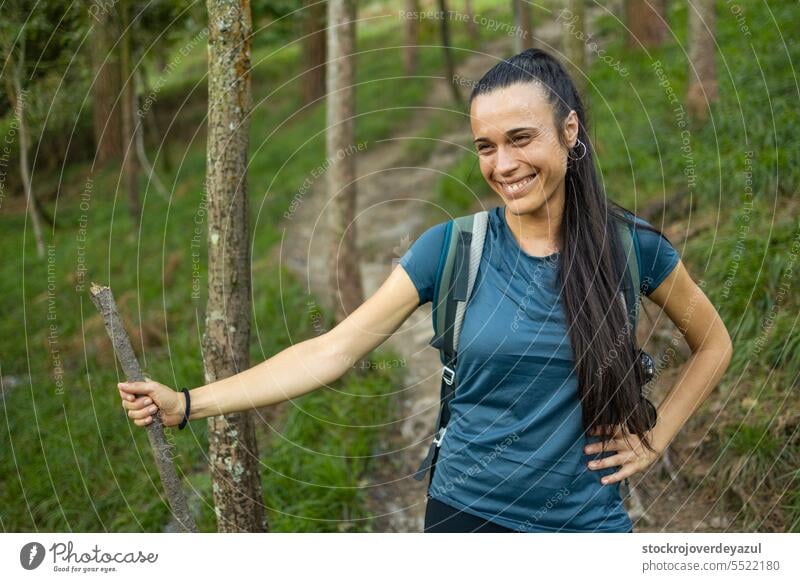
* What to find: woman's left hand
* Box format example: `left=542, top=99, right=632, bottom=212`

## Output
left=584, top=425, right=662, bottom=485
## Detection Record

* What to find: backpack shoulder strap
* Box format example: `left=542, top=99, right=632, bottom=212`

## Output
left=452, top=212, right=489, bottom=352
left=414, top=210, right=488, bottom=483
left=429, top=210, right=489, bottom=362
left=616, top=212, right=641, bottom=333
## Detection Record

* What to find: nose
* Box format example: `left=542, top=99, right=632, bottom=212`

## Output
left=494, top=146, right=520, bottom=177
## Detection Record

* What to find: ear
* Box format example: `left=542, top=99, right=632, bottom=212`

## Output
left=564, top=110, right=580, bottom=147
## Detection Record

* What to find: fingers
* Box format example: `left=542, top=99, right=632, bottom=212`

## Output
left=584, top=438, right=628, bottom=455
left=599, top=464, right=637, bottom=485
left=587, top=452, right=630, bottom=471
left=133, top=415, right=154, bottom=427
left=126, top=401, right=159, bottom=421
left=117, top=381, right=155, bottom=396
left=119, top=388, right=152, bottom=406
left=115, top=380, right=161, bottom=427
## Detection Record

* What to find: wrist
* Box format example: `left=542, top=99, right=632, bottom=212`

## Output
left=178, top=388, right=191, bottom=429
left=649, top=424, right=672, bottom=454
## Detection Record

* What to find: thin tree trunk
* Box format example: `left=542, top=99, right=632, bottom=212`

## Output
left=686, top=0, right=718, bottom=125
left=7, top=40, right=45, bottom=259
left=203, top=0, right=268, bottom=533
left=120, top=0, right=140, bottom=223
left=403, top=0, right=419, bottom=76
left=90, top=5, right=123, bottom=164
left=512, top=0, right=534, bottom=52
left=436, top=0, right=462, bottom=106
left=464, top=0, right=477, bottom=39
left=134, top=70, right=169, bottom=200
left=565, top=0, right=586, bottom=96
left=302, top=0, right=327, bottom=105
left=625, top=0, right=669, bottom=48
left=139, top=64, right=173, bottom=175
left=33, top=187, right=54, bottom=227
left=327, top=0, right=364, bottom=324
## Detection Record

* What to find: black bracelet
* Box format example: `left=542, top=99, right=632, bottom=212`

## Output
left=178, top=388, right=191, bottom=430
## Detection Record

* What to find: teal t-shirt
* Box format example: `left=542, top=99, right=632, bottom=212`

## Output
left=399, top=205, right=680, bottom=532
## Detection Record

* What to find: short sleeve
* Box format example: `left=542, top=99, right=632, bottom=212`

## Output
left=632, top=215, right=681, bottom=296
left=397, top=221, right=449, bottom=305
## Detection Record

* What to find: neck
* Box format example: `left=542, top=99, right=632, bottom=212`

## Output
left=503, top=187, right=565, bottom=254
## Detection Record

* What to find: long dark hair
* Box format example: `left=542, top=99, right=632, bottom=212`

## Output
left=467, top=48, right=666, bottom=454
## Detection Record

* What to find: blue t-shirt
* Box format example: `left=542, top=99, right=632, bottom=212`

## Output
left=399, top=205, right=680, bottom=532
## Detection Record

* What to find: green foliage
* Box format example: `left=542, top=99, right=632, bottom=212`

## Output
left=436, top=150, right=490, bottom=217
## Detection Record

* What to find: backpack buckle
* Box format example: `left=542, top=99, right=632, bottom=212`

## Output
left=433, top=427, right=447, bottom=447
left=442, top=365, right=455, bottom=385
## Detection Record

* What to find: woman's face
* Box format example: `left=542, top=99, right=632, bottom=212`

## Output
left=470, top=82, right=579, bottom=217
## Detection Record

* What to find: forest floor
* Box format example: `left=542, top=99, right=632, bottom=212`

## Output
left=280, top=29, right=740, bottom=533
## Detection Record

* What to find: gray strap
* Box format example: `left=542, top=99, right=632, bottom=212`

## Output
left=453, top=211, right=488, bottom=352
left=617, top=218, right=639, bottom=333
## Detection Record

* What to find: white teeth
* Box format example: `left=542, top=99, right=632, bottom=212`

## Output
left=500, top=174, right=536, bottom=194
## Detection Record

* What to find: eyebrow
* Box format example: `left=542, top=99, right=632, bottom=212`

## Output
left=473, top=127, right=539, bottom=144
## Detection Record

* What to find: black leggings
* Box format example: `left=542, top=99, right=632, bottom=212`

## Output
left=424, top=496, right=635, bottom=533
left=424, top=496, right=516, bottom=532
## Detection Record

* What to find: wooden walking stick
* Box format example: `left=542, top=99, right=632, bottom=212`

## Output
left=89, top=282, right=197, bottom=533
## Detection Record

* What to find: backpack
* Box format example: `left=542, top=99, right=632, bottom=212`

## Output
left=412, top=209, right=656, bottom=501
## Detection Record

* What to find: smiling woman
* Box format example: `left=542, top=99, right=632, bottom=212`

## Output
left=397, top=48, right=733, bottom=533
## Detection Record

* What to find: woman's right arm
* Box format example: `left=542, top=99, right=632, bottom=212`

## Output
left=119, top=263, right=422, bottom=426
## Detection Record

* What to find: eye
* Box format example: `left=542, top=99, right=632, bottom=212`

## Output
left=476, top=144, right=493, bottom=154
left=512, top=135, right=531, bottom=144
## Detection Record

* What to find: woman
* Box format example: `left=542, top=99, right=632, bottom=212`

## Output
left=118, top=49, right=733, bottom=533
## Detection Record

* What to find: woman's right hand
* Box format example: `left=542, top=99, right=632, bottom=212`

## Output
left=117, top=377, right=186, bottom=428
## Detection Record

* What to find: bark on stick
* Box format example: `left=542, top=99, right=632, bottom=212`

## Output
left=89, top=282, right=197, bottom=533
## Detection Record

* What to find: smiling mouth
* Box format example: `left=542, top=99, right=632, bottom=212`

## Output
left=497, top=173, right=537, bottom=197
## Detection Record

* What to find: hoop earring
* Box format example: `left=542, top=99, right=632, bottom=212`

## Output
left=568, top=138, right=587, bottom=162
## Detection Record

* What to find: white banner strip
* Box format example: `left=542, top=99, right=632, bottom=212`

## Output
left=2, top=533, right=798, bottom=581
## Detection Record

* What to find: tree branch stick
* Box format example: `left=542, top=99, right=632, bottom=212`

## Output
left=89, top=282, right=197, bottom=532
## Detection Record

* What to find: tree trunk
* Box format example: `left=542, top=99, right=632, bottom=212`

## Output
left=564, top=0, right=586, bottom=97
left=512, top=0, right=534, bottom=53
left=686, top=0, right=718, bottom=125
left=134, top=70, right=169, bottom=200
left=302, top=0, right=327, bottom=105
left=327, top=0, right=364, bottom=324
left=90, top=5, right=123, bottom=164
left=625, top=0, right=668, bottom=48
left=203, top=0, right=268, bottom=533
left=120, top=0, right=140, bottom=223
left=436, top=0, right=462, bottom=106
left=403, top=0, right=419, bottom=76
left=139, top=64, right=173, bottom=175
left=7, top=40, right=45, bottom=259
left=464, top=0, right=477, bottom=39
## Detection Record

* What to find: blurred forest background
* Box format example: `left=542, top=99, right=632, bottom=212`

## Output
left=0, top=0, right=797, bottom=532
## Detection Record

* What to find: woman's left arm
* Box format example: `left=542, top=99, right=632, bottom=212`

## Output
left=586, top=259, right=734, bottom=483
left=644, top=259, right=733, bottom=454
